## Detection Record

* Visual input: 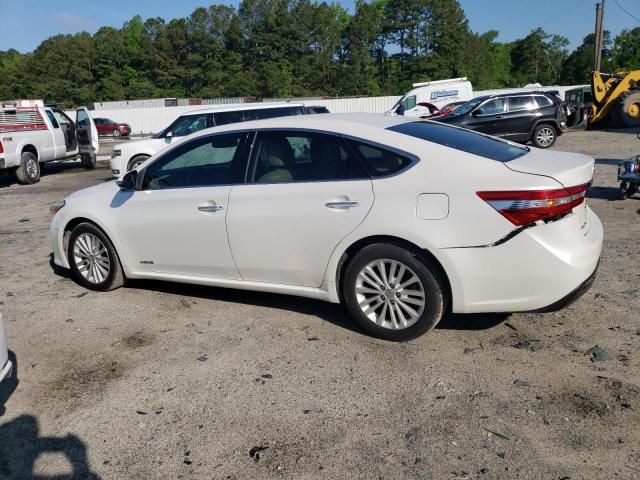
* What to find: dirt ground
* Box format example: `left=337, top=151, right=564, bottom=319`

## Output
left=0, top=129, right=639, bottom=480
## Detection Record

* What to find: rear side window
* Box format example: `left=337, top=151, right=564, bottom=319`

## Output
left=388, top=121, right=529, bottom=162
left=346, top=140, right=413, bottom=177
left=251, top=106, right=304, bottom=120
left=508, top=96, right=536, bottom=112
left=534, top=95, right=553, bottom=107
left=214, top=110, right=246, bottom=126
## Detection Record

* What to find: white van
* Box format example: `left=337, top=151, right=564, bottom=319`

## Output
left=387, top=77, right=474, bottom=117
left=110, top=102, right=308, bottom=177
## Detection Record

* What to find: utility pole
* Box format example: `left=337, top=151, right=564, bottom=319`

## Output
left=593, top=0, right=605, bottom=71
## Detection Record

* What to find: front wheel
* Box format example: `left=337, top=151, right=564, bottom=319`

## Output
left=532, top=124, right=557, bottom=148
left=342, top=244, right=447, bottom=341
left=127, top=155, right=149, bottom=172
left=112, top=129, right=121, bottom=137
left=15, top=151, right=40, bottom=184
left=81, top=153, right=96, bottom=170
left=68, top=222, right=126, bottom=291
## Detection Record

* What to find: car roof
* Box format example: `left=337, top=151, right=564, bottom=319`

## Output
left=170, top=113, right=414, bottom=144
left=178, top=102, right=306, bottom=116
left=483, top=91, right=552, bottom=99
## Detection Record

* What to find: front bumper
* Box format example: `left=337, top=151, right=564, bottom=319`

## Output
left=444, top=206, right=603, bottom=313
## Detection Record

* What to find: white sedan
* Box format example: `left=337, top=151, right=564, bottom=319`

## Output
left=50, top=114, right=602, bottom=340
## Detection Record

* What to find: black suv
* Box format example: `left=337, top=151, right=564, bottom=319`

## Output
left=433, top=92, right=565, bottom=148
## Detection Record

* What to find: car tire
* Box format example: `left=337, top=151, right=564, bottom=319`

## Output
left=127, top=155, right=149, bottom=172
left=113, top=129, right=121, bottom=137
left=342, top=243, right=447, bottom=341
left=15, top=151, right=40, bottom=184
left=81, top=153, right=96, bottom=170
left=531, top=124, right=557, bottom=148
left=68, top=222, right=126, bottom=291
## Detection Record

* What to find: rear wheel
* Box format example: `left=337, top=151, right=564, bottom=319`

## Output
left=342, top=243, right=447, bottom=341
left=127, top=155, right=149, bottom=172
left=68, top=222, right=125, bottom=291
left=15, top=151, right=40, bottom=184
left=532, top=124, right=557, bottom=148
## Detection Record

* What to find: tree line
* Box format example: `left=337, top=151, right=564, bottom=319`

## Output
left=1, top=0, right=638, bottom=107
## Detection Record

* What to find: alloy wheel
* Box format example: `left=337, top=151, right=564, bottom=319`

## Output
left=26, top=157, right=38, bottom=178
left=536, top=127, right=555, bottom=147
left=73, top=232, right=111, bottom=284
left=354, top=259, right=426, bottom=330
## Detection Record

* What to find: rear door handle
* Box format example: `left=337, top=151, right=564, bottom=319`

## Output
left=198, top=203, right=224, bottom=212
left=325, top=200, right=359, bottom=209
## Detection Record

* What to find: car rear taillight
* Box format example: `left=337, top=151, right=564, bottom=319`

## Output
left=477, top=183, right=589, bottom=226
left=0, top=142, right=3, bottom=154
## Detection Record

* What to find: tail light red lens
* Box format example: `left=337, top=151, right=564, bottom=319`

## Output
left=0, top=142, right=3, bottom=154
left=477, top=183, right=589, bottom=226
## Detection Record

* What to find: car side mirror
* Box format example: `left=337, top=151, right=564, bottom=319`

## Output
left=165, top=131, right=173, bottom=141
left=117, top=170, right=138, bottom=191
left=472, top=109, right=482, bottom=116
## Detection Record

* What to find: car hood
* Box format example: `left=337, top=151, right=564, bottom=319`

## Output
left=67, top=179, right=121, bottom=202
left=114, top=137, right=164, bottom=154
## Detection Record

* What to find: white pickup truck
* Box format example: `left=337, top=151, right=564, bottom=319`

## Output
left=0, top=99, right=99, bottom=184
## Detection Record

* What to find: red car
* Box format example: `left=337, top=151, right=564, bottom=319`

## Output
left=94, top=117, right=131, bottom=137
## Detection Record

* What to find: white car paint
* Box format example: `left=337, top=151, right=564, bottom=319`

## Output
left=52, top=114, right=602, bottom=317
left=109, top=102, right=307, bottom=178
left=0, top=313, right=12, bottom=382
left=0, top=103, right=98, bottom=171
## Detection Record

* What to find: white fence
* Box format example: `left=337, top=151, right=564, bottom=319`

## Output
left=74, top=86, right=587, bottom=135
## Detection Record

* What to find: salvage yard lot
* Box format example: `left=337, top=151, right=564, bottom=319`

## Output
left=0, top=129, right=639, bottom=479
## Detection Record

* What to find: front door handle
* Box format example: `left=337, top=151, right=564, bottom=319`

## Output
left=198, top=203, right=224, bottom=212
left=325, top=200, right=360, bottom=209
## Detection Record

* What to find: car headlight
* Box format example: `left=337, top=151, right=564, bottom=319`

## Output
left=111, top=149, right=122, bottom=159
left=49, top=200, right=65, bottom=216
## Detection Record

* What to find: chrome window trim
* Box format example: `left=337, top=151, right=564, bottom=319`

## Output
left=240, top=127, right=420, bottom=185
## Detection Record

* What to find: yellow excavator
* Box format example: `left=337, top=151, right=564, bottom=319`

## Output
left=589, top=70, right=640, bottom=128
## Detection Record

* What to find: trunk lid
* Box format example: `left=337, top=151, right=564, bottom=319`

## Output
left=504, top=148, right=595, bottom=188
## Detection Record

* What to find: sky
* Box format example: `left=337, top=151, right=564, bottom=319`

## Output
left=0, top=0, right=638, bottom=53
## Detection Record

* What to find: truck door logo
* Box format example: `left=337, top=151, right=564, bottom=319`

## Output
left=430, top=89, right=459, bottom=100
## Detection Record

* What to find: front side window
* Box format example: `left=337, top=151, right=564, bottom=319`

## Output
left=142, top=133, right=245, bottom=190
left=53, top=110, right=72, bottom=125
left=508, top=96, right=536, bottom=112
left=403, top=95, right=417, bottom=110
left=247, top=131, right=367, bottom=184
left=166, top=113, right=211, bottom=137
left=477, top=98, right=506, bottom=115
left=76, top=109, right=91, bottom=127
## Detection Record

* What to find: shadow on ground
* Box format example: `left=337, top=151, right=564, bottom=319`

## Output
left=123, top=279, right=511, bottom=334
left=0, top=161, right=110, bottom=189
left=0, top=415, right=99, bottom=479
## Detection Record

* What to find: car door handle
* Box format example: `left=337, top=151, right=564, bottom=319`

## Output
left=325, top=200, right=359, bottom=209
left=198, top=203, right=224, bottom=212
left=495, top=115, right=504, bottom=118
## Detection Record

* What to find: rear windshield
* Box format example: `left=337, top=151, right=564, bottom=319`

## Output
left=387, top=121, right=528, bottom=162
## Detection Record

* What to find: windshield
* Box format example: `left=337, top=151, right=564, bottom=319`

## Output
left=447, top=97, right=486, bottom=116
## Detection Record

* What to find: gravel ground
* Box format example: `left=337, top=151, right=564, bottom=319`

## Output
left=0, top=128, right=639, bottom=480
